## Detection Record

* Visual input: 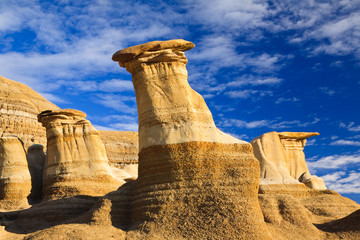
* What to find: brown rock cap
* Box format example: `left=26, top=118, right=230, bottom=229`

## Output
left=112, top=39, right=195, bottom=66
left=278, top=132, right=319, bottom=140
left=38, top=109, right=87, bottom=127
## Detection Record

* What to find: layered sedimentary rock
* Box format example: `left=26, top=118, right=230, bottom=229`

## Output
left=38, top=109, right=124, bottom=200
left=251, top=131, right=326, bottom=189
left=0, top=137, right=31, bottom=210
left=99, top=131, right=138, bottom=167
left=27, top=144, right=46, bottom=202
left=0, top=76, right=59, bottom=150
left=113, top=39, right=271, bottom=239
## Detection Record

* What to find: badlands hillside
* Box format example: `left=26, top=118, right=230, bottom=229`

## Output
left=0, top=39, right=359, bottom=239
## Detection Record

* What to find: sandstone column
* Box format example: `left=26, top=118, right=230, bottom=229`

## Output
left=112, top=40, right=271, bottom=239
left=0, top=137, right=31, bottom=210
left=251, top=131, right=326, bottom=189
left=38, top=109, right=124, bottom=200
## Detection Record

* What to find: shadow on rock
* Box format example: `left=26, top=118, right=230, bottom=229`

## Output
left=0, top=181, right=136, bottom=235
left=314, top=209, right=360, bottom=233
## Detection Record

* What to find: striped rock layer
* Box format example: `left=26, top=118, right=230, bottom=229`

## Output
left=0, top=75, right=137, bottom=168
left=99, top=131, right=138, bottom=168
left=113, top=39, right=271, bottom=239
left=251, top=131, right=326, bottom=189
left=38, top=109, right=124, bottom=200
left=0, top=137, right=31, bottom=210
left=0, top=76, right=59, bottom=150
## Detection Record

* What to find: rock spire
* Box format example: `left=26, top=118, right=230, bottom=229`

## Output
left=113, top=39, right=271, bottom=239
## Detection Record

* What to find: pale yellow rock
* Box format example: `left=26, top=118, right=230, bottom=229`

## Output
left=113, top=39, right=245, bottom=151
left=113, top=39, right=271, bottom=240
left=99, top=131, right=138, bottom=167
left=0, top=76, right=60, bottom=150
left=251, top=131, right=326, bottom=189
left=0, top=136, right=31, bottom=210
left=38, top=109, right=124, bottom=200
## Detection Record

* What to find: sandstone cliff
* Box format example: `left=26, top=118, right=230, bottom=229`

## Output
left=99, top=131, right=138, bottom=167
left=0, top=75, right=138, bottom=168
left=0, top=76, right=59, bottom=150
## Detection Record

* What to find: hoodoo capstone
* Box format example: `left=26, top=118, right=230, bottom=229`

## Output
left=38, top=109, right=125, bottom=200
left=113, top=39, right=271, bottom=239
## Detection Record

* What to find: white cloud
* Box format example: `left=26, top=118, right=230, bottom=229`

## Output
left=307, top=154, right=360, bottom=170
left=306, top=139, right=316, bottom=146
left=94, top=94, right=136, bottom=113
left=320, top=171, right=360, bottom=194
left=340, top=122, right=360, bottom=132
left=91, top=114, right=138, bottom=132
left=227, top=75, right=283, bottom=87
left=330, top=140, right=360, bottom=146
left=220, top=117, right=320, bottom=130
left=275, top=97, right=299, bottom=104
left=319, top=87, right=336, bottom=96
left=98, top=79, right=133, bottom=92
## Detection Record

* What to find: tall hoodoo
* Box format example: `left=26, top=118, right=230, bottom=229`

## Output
left=113, top=39, right=271, bottom=239
left=38, top=109, right=124, bottom=200
left=0, top=137, right=31, bottom=210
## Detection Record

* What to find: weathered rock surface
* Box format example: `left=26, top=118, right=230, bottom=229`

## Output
left=251, top=131, right=326, bottom=189
left=113, top=39, right=246, bottom=151
left=0, top=75, right=138, bottom=169
left=258, top=184, right=360, bottom=240
left=0, top=76, right=60, bottom=150
left=38, top=109, right=124, bottom=200
left=99, top=131, right=138, bottom=167
left=113, top=39, right=271, bottom=239
left=0, top=137, right=31, bottom=210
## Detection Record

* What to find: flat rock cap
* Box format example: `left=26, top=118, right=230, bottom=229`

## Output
left=112, top=39, right=195, bottom=66
left=278, top=132, right=319, bottom=139
left=38, top=109, right=86, bottom=122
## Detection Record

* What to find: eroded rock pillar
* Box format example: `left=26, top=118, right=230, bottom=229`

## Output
left=251, top=131, right=326, bottom=189
left=38, top=109, right=124, bottom=200
left=113, top=39, right=271, bottom=239
left=0, top=137, right=31, bottom=209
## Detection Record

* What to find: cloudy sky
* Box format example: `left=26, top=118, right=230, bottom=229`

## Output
left=0, top=0, right=359, bottom=203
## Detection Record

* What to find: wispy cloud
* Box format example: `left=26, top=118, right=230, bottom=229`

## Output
left=320, top=171, right=360, bottom=194
left=307, top=154, right=360, bottom=170
left=220, top=117, right=320, bottom=129
left=319, top=87, right=336, bottom=96
left=330, top=140, right=360, bottom=147
left=275, top=97, right=300, bottom=104
left=340, top=122, right=360, bottom=132
left=225, top=90, right=273, bottom=99
left=94, top=94, right=136, bottom=113
left=90, top=114, right=138, bottom=132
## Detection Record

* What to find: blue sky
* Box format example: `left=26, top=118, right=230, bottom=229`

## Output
left=0, top=0, right=359, bottom=203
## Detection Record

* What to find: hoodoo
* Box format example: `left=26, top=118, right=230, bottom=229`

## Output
left=251, top=131, right=326, bottom=189
left=38, top=109, right=124, bottom=200
left=0, top=137, right=31, bottom=210
left=113, top=39, right=271, bottom=239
